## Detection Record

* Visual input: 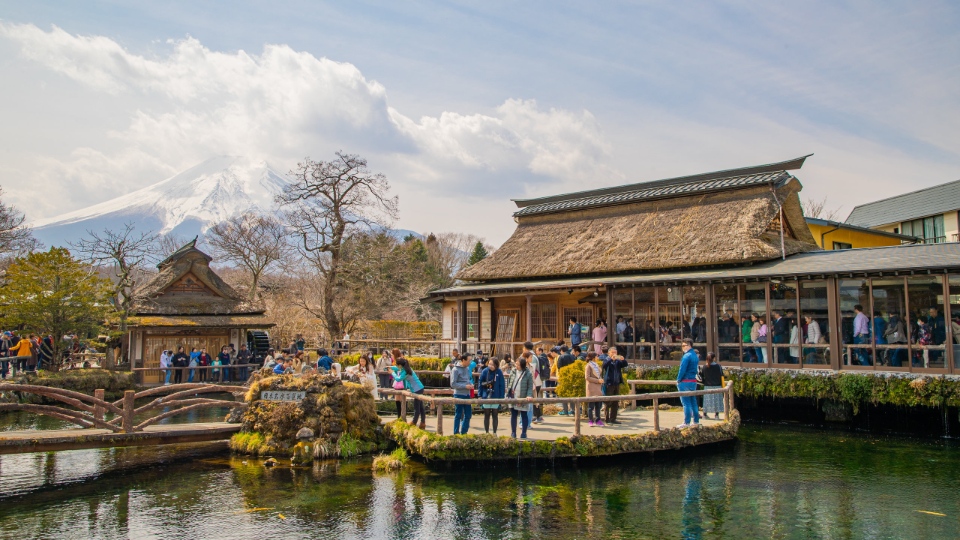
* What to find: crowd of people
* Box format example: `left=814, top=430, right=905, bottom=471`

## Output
left=0, top=331, right=98, bottom=379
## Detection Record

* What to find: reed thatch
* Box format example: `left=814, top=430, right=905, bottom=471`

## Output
left=132, top=241, right=265, bottom=316
left=458, top=179, right=818, bottom=282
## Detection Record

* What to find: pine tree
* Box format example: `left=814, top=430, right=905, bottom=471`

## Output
left=467, top=241, right=488, bottom=266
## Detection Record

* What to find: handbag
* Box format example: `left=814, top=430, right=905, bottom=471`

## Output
left=392, top=379, right=405, bottom=390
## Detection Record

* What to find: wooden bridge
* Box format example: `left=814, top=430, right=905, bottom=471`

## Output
left=0, top=383, right=246, bottom=454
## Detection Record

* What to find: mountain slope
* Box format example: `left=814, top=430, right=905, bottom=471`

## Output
left=32, top=156, right=291, bottom=247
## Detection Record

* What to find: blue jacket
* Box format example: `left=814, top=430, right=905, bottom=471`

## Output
left=677, top=349, right=699, bottom=382
left=569, top=323, right=582, bottom=345
left=273, top=362, right=286, bottom=374
left=317, top=356, right=333, bottom=371
left=478, top=367, right=505, bottom=399
left=392, top=367, right=424, bottom=393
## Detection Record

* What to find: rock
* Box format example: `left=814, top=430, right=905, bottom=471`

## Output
left=225, top=407, right=245, bottom=424
left=263, top=458, right=278, bottom=467
left=296, top=427, right=315, bottom=440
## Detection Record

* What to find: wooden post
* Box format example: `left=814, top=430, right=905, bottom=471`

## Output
left=400, top=393, right=407, bottom=421
left=121, top=390, right=136, bottom=433
left=724, top=387, right=731, bottom=422
left=436, top=401, right=444, bottom=435
left=574, top=400, right=581, bottom=436
left=94, top=389, right=105, bottom=422
left=629, top=382, right=636, bottom=411
left=652, top=398, right=660, bottom=432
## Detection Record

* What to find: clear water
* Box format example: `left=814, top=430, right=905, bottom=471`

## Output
left=0, top=423, right=958, bottom=539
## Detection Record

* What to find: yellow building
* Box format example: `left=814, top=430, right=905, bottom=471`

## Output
left=805, top=217, right=917, bottom=250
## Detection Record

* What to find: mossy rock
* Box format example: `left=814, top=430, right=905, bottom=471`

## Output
left=233, top=373, right=384, bottom=459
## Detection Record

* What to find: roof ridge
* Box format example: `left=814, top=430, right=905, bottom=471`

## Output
left=513, top=154, right=812, bottom=209
left=846, top=178, right=960, bottom=219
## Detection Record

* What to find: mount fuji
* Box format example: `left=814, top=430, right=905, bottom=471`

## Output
left=31, top=156, right=419, bottom=248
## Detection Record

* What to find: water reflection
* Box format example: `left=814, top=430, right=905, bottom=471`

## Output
left=0, top=425, right=959, bottom=538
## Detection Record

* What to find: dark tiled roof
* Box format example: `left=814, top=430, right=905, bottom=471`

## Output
left=846, top=179, right=960, bottom=228
left=512, top=155, right=811, bottom=217
left=429, top=243, right=960, bottom=298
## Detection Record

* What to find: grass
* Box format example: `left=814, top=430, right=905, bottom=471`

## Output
left=372, top=447, right=409, bottom=472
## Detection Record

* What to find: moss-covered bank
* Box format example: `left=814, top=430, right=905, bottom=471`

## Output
left=229, top=373, right=386, bottom=460
left=385, top=410, right=740, bottom=461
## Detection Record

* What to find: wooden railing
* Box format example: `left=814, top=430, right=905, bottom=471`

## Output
left=381, top=381, right=734, bottom=436
left=0, top=383, right=246, bottom=433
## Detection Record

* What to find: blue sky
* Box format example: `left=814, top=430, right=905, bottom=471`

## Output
left=2, top=1, right=959, bottom=244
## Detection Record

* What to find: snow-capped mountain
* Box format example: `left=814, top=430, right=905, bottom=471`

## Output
left=31, top=156, right=421, bottom=248
left=32, top=156, right=290, bottom=247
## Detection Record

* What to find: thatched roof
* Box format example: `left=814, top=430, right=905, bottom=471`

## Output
left=458, top=173, right=818, bottom=282
left=127, top=314, right=274, bottom=329
left=132, top=239, right=265, bottom=316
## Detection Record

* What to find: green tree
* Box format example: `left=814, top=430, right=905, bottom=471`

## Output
left=467, top=241, right=489, bottom=266
left=0, top=247, right=113, bottom=370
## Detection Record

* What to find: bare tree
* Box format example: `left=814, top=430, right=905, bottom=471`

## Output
left=277, top=151, right=398, bottom=341
left=206, top=214, right=288, bottom=300
left=803, top=196, right=842, bottom=221
left=71, top=223, right=158, bottom=365
left=157, top=234, right=192, bottom=258
left=425, top=232, right=483, bottom=289
left=0, top=187, right=39, bottom=257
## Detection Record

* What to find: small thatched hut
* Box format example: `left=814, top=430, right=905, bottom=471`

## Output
left=427, top=155, right=960, bottom=376
left=126, top=238, right=273, bottom=384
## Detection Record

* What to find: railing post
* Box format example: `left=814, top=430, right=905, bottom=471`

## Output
left=436, top=400, right=444, bottom=435
left=121, top=390, right=136, bottom=433
left=400, top=393, right=407, bottom=421
left=653, top=398, right=659, bottom=432
left=94, top=389, right=105, bottom=422
left=724, top=385, right=731, bottom=422
left=574, top=399, right=581, bottom=436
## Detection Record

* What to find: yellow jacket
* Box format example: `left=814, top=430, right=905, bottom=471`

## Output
left=9, top=339, right=34, bottom=357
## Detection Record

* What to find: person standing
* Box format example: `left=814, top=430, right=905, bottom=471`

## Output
left=568, top=317, right=582, bottom=349
left=507, top=355, right=535, bottom=439
left=236, top=344, right=253, bottom=382
left=38, top=335, right=54, bottom=371
left=376, top=349, right=393, bottom=392
left=755, top=315, right=768, bottom=364
left=9, top=333, right=35, bottom=375
left=742, top=314, right=755, bottom=362
left=197, top=348, right=212, bottom=382
left=592, top=319, right=607, bottom=355
left=391, top=356, right=426, bottom=428
left=584, top=351, right=604, bottom=427
left=602, top=346, right=628, bottom=425
left=159, top=349, right=173, bottom=385
left=478, top=357, right=505, bottom=434
left=676, top=339, right=700, bottom=428
left=522, top=342, right=544, bottom=424
left=0, top=332, right=11, bottom=379
left=218, top=346, right=232, bottom=382
left=803, top=315, right=823, bottom=364
left=624, top=318, right=635, bottom=360
left=884, top=312, right=907, bottom=367
left=928, top=307, right=946, bottom=365
left=771, top=311, right=789, bottom=364
left=699, top=352, right=724, bottom=420
left=172, top=346, right=188, bottom=384
left=188, top=347, right=200, bottom=383
left=852, top=304, right=871, bottom=366
left=450, top=353, right=474, bottom=435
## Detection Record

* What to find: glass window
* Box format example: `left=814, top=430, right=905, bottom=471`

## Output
left=800, top=281, right=831, bottom=365
left=465, top=301, right=480, bottom=340
left=903, top=215, right=945, bottom=244
left=949, top=276, right=960, bottom=370
left=685, top=286, right=707, bottom=357
left=612, top=289, right=634, bottom=360
left=635, top=288, right=656, bottom=361
left=908, top=276, right=946, bottom=368
left=839, top=279, right=872, bottom=366
left=657, top=287, right=684, bottom=361
left=714, top=284, right=741, bottom=364
left=871, top=278, right=907, bottom=368
left=530, top=303, right=557, bottom=342
left=741, top=284, right=767, bottom=364
left=769, top=280, right=800, bottom=365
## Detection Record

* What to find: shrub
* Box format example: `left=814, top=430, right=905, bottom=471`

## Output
left=556, top=360, right=586, bottom=398
left=372, top=447, right=409, bottom=472
left=13, top=370, right=137, bottom=402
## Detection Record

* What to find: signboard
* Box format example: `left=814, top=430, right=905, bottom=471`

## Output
left=260, top=391, right=306, bottom=402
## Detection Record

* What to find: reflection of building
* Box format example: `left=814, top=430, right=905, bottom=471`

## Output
left=127, top=239, right=273, bottom=384
left=427, top=156, right=960, bottom=374
left=846, top=179, right=960, bottom=244
left=805, top=217, right=917, bottom=250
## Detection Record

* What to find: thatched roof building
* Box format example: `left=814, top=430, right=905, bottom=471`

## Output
left=126, top=238, right=272, bottom=384
left=458, top=155, right=818, bottom=282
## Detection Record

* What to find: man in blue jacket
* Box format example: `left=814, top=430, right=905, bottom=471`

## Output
left=316, top=349, right=333, bottom=372
left=450, top=353, right=474, bottom=434
left=601, top=346, right=628, bottom=424
left=676, top=339, right=700, bottom=428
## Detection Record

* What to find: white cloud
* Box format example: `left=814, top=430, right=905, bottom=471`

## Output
left=0, top=22, right=616, bottom=225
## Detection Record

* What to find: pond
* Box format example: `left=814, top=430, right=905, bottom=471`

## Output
left=0, top=423, right=958, bottom=539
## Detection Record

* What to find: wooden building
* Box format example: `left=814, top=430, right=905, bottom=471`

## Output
left=126, top=239, right=273, bottom=383
left=427, top=156, right=960, bottom=374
